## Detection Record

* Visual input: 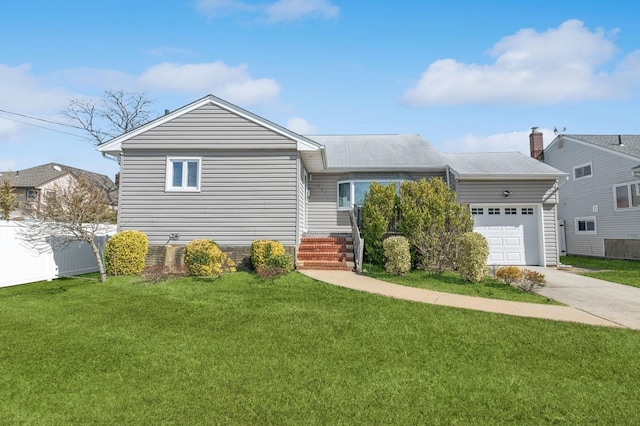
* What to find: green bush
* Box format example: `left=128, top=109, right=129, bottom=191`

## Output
left=104, top=230, right=148, bottom=276
left=383, top=235, right=411, bottom=275
left=184, top=239, right=236, bottom=277
left=495, top=266, right=524, bottom=284
left=255, top=253, right=294, bottom=279
left=361, top=182, right=397, bottom=265
left=456, top=232, right=489, bottom=283
left=398, top=178, right=473, bottom=273
left=251, top=240, right=286, bottom=268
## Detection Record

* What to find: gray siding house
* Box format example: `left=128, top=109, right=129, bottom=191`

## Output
left=543, top=133, right=640, bottom=259
left=97, top=95, right=567, bottom=268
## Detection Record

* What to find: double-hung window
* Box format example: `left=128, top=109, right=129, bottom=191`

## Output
left=166, top=157, right=201, bottom=192
left=613, top=181, right=640, bottom=210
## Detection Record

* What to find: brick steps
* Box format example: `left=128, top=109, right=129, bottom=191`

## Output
left=296, top=236, right=354, bottom=271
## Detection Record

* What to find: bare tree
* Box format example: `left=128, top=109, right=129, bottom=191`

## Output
left=18, top=177, right=117, bottom=282
left=0, top=173, right=18, bottom=220
left=62, top=90, right=155, bottom=145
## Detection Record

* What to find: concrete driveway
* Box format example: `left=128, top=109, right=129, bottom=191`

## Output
left=529, top=266, right=640, bottom=330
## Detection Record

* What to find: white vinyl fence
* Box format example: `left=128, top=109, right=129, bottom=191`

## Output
left=0, top=222, right=117, bottom=287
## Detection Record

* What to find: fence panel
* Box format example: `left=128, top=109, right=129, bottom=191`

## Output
left=0, top=222, right=116, bottom=288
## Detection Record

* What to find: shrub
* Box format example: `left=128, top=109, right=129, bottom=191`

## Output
left=398, top=178, right=473, bottom=273
left=495, top=266, right=524, bottom=284
left=255, top=253, right=294, bottom=279
left=457, top=232, right=489, bottom=283
left=383, top=236, right=411, bottom=275
left=104, top=230, right=148, bottom=276
left=361, top=182, right=398, bottom=265
left=251, top=240, right=286, bottom=268
left=517, top=269, right=547, bottom=292
left=184, top=239, right=236, bottom=277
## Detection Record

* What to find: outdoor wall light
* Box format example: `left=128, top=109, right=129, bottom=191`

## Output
left=503, top=190, right=511, bottom=197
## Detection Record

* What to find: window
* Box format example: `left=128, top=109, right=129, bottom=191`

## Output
left=573, top=162, right=592, bottom=180
left=338, top=182, right=351, bottom=208
left=336, top=179, right=404, bottom=210
left=26, top=189, right=38, bottom=200
left=613, top=181, right=640, bottom=210
left=166, top=157, right=201, bottom=191
left=488, top=208, right=500, bottom=215
left=575, top=217, right=596, bottom=235
left=521, top=207, right=534, bottom=215
left=471, top=207, right=484, bottom=215
left=505, top=208, right=517, bottom=215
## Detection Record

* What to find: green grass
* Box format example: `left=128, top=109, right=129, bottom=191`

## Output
left=367, top=265, right=559, bottom=304
left=561, top=255, right=640, bottom=288
left=1, top=272, right=639, bottom=424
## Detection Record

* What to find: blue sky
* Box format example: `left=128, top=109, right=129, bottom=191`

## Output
left=2, top=0, right=640, bottom=179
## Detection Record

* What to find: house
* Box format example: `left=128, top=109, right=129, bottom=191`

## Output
left=0, top=163, right=118, bottom=219
left=540, top=132, right=640, bottom=260
left=96, top=94, right=567, bottom=269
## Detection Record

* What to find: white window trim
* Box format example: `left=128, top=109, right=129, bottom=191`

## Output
left=575, top=216, right=597, bottom=235
left=165, top=157, right=202, bottom=192
left=613, top=180, right=640, bottom=211
left=573, top=162, right=593, bottom=181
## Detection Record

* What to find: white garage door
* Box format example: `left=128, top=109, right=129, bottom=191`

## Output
left=472, top=206, right=540, bottom=266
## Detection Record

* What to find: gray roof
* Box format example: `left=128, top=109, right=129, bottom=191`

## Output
left=305, top=134, right=447, bottom=171
left=0, top=163, right=118, bottom=204
left=444, top=152, right=567, bottom=180
left=561, top=134, right=640, bottom=159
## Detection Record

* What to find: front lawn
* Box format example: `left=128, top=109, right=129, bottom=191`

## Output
left=561, top=255, right=640, bottom=288
left=367, top=266, right=558, bottom=304
left=1, top=272, right=639, bottom=424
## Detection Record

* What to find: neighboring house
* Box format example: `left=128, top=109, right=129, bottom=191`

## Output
left=97, top=94, right=567, bottom=269
left=0, top=163, right=118, bottom=218
left=541, top=132, right=640, bottom=260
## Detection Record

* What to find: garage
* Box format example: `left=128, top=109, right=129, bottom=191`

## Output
left=471, top=206, right=540, bottom=265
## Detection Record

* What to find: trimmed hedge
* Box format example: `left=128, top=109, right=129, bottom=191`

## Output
left=184, top=239, right=236, bottom=277
left=104, top=230, right=148, bottom=276
left=383, top=235, right=411, bottom=275
left=456, top=232, right=489, bottom=283
left=250, top=240, right=286, bottom=268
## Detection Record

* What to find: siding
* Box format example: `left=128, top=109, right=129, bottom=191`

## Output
left=545, top=138, right=640, bottom=257
left=124, top=103, right=297, bottom=151
left=455, top=180, right=558, bottom=204
left=543, top=204, right=558, bottom=265
left=307, top=172, right=445, bottom=234
left=119, top=149, right=299, bottom=246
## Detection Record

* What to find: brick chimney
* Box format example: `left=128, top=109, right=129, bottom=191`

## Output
left=529, top=127, right=544, bottom=161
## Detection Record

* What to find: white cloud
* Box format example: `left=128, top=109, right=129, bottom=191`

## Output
left=195, top=0, right=338, bottom=22
left=265, top=0, right=339, bottom=22
left=441, top=128, right=556, bottom=155
left=0, top=64, right=70, bottom=111
left=0, top=63, right=73, bottom=141
left=286, top=117, right=317, bottom=134
left=138, top=62, right=280, bottom=104
left=403, top=20, right=640, bottom=106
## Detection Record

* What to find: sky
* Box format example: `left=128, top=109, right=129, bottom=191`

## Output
left=2, top=0, right=640, bottom=180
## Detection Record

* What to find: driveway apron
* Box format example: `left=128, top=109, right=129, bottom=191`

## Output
left=529, top=266, right=640, bottom=330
